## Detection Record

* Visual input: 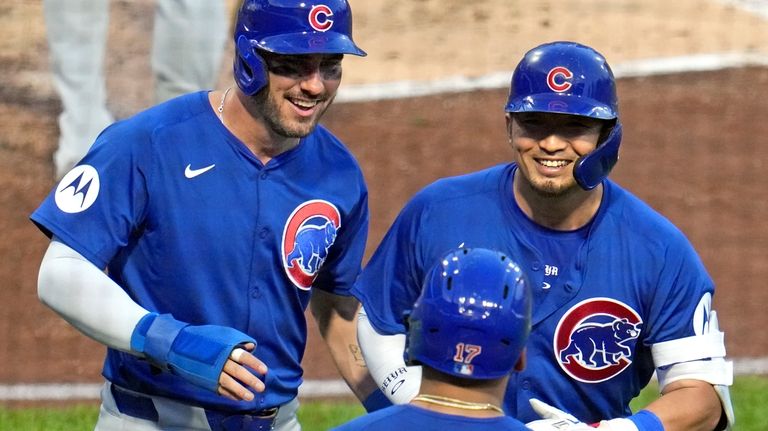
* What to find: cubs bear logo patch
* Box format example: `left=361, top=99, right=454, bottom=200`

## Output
left=554, top=298, right=642, bottom=383
left=281, top=200, right=341, bottom=290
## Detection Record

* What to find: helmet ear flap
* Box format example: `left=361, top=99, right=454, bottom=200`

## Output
left=573, top=122, right=622, bottom=190
left=234, top=35, right=268, bottom=96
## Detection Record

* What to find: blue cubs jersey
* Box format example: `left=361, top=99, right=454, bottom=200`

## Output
left=352, top=163, right=715, bottom=423
left=31, top=91, right=369, bottom=412
left=331, top=404, right=529, bottom=431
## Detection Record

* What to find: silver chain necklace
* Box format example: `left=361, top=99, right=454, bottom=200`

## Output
left=217, top=86, right=232, bottom=122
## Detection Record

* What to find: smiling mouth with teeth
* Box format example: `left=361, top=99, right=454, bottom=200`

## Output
left=291, top=98, right=320, bottom=109
left=537, top=159, right=570, bottom=168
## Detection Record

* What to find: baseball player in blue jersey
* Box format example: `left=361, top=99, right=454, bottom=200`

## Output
left=333, top=247, right=532, bottom=431
left=353, top=42, right=734, bottom=431
left=31, top=1, right=373, bottom=430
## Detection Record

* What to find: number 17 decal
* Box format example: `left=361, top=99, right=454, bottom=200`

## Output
left=454, top=343, right=482, bottom=363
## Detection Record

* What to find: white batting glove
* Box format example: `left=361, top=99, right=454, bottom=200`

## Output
left=526, top=399, right=640, bottom=431
left=526, top=398, right=592, bottom=430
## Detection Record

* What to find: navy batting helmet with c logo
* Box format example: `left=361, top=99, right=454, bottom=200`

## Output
left=505, top=41, right=621, bottom=190
left=233, top=0, right=366, bottom=96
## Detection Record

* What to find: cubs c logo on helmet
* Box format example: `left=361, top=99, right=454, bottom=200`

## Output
left=282, top=200, right=341, bottom=290
left=547, top=66, right=573, bottom=92
left=554, top=298, right=642, bottom=383
left=309, top=5, right=334, bottom=32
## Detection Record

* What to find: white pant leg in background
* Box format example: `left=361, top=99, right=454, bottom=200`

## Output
left=152, top=0, right=229, bottom=103
left=43, top=0, right=114, bottom=180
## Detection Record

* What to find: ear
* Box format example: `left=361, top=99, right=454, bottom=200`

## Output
left=514, top=348, right=527, bottom=372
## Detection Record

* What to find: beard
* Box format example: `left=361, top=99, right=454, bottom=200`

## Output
left=246, top=88, right=330, bottom=138
left=525, top=174, right=581, bottom=198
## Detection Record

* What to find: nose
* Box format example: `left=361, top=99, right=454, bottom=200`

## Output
left=539, top=133, right=568, bottom=153
left=299, top=69, right=325, bottom=95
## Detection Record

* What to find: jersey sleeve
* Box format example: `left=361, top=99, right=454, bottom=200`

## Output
left=30, top=123, right=151, bottom=268
left=643, top=233, right=716, bottom=345
left=314, top=175, right=370, bottom=296
left=351, top=193, right=430, bottom=335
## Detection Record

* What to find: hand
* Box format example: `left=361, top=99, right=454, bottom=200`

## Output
left=526, top=419, right=594, bottom=431
left=130, top=313, right=263, bottom=397
left=219, top=343, right=268, bottom=401
left=526, top=399, right=641, bottom=431
left=525, top=398, right=594, bottom=431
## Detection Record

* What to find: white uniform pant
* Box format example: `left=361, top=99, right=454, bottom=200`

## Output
left=95, top=382, right=301, bottom=431
left=42, top=0, right=229, bottom=178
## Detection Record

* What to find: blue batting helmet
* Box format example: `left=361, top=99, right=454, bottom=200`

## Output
left=233, top=0, right=367, bottom=95
left=505, top=41, right=622, bottom=190
left=407, top=248, right=532, bottom=380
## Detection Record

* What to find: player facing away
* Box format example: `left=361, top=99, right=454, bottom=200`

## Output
left=31, top=1, right=373, bottom=430
left=333, top=247, right=533, bottom=431
left=353, top=41, right=734, bottom=431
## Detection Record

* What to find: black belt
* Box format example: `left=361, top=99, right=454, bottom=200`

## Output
left=110, top=384, right=278, bottom=431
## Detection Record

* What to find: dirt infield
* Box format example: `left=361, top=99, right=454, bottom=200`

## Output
left=1, top=1, right=767, bottom=395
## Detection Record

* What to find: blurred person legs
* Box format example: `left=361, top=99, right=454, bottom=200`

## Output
left=152, top=0, right=228, bottom=103
left=43, top=0, right=114, bottom=180
left=44, top=0, right=229, bottom=179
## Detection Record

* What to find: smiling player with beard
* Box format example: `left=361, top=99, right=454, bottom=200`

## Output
left=30, top=1, right=373, bottom=430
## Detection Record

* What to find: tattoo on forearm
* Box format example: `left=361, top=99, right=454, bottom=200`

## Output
left=349, top=344, right=366, bottom=367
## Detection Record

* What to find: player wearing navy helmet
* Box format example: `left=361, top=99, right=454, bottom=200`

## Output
left=354, top=41, right=734, bottom=431
left=31, top=1, right=371, bottom=430
left=333, top=248, right=532, bottom=431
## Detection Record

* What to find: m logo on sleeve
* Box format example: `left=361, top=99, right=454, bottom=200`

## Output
left=55, top=165, right=100, bottom=213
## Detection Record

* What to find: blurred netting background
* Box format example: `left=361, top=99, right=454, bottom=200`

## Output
left=0, top=0, right=766, bottom=402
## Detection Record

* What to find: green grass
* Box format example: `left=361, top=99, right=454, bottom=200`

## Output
left=0, top=404, right=98, bottom=431
left=2, top=376, right=766, bottom=430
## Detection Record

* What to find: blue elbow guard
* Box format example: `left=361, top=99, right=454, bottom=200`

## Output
left=130, top=313, right=257, bottom=392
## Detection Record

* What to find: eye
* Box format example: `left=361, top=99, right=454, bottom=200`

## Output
left=319, top=58, right=343, bottom=80
left=266, top=59, right=304, bottom=78
left=264, top=54, right=343, bottom=80
left=517, top=115, right=545, bottom=131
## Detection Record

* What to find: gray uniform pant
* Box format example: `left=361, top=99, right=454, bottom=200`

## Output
left=95, top=382, right=302, bottom=431
left=43, top=0, right=229, bottom=178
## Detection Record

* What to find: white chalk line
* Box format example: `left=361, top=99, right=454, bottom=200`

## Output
left=1, top=357, right=766, bottom=401
left=335, top=52, right=768, bottom=103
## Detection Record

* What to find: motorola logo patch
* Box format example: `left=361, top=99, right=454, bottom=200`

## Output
left=55, top=165, right=100, bottom=213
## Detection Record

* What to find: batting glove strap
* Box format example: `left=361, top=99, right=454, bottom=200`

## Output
left=130, top=313, right=257, bottom=392
left=627, top=410, right=663, bottom=431
left=130, top=312, right=187, bottom=356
